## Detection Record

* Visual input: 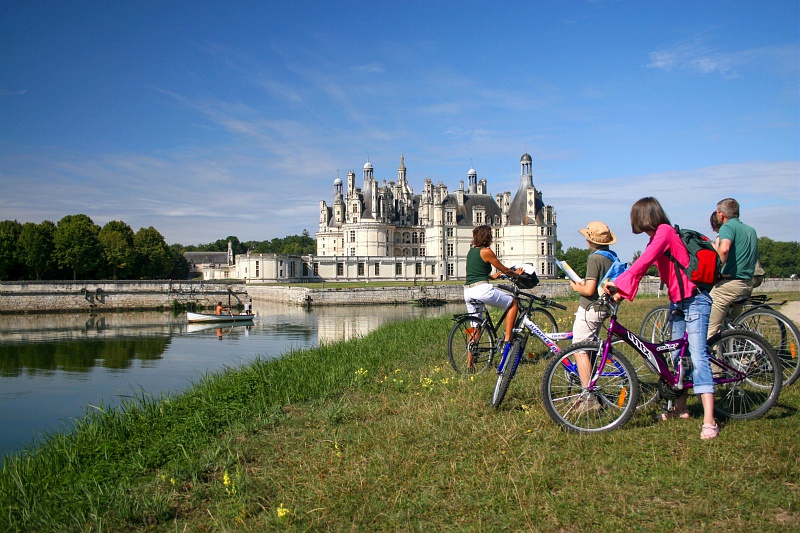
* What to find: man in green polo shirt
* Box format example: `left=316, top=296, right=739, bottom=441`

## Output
left=708, top=198, right=759, bottom=337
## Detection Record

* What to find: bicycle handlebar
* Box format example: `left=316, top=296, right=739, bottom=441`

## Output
left=496, top=278, right=567, bottom=310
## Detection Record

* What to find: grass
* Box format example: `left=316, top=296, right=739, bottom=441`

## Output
left=1, top=294, right=799, bottom=531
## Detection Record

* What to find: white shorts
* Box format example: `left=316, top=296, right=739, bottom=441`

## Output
left=464, top=283, right=514, bottom=316
left=572, top=305, right=608, bottom=344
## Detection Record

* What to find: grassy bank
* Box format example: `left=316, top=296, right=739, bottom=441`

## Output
left=2, top=295, right=799, bottom=531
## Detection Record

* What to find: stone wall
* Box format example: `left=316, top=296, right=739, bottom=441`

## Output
left=1, top=278, right=798, bottom=313
left=0, top=280, right=249, bottom=314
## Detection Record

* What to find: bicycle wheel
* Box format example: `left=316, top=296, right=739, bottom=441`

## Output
left=541, top=341, right=639, bottom=433
left=639, top=305, right=671, bottom=343
left=491, top=336, right=524, bottom=408
left=448, top=315, right=496, bottom=375
left=521, top=307, right=559, bottom=362
left=734, top=308, right=800, bottom=387
left=710, top=330, right=782, bottom=420
left=611, top=341, right=662, bottom=410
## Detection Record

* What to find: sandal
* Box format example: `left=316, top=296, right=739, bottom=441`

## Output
left=701, top=423, right=719, bottom=440
left=660, top=409, right=690, bottom=421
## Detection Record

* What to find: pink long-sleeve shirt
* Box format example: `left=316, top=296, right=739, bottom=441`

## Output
left=614, top=224, right=696, bottom=303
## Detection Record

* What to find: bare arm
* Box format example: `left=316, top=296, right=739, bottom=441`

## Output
left=570, top=278, right=598, bottom=297
left=717, top=238, right=731, bottom=267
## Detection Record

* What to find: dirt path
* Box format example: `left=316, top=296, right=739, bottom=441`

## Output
left=778, top=300, right=800, bottom=327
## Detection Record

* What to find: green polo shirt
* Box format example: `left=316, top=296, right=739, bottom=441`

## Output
left=718, top=217, right=758, bottom=279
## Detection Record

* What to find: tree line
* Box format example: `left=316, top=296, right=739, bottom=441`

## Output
left=182, top=230, right=316, bottom=257
left=557, top=237, right=799, bottom=280
left=0, top=215, right=191, bottom=281
left=0, top=216, right=318, bottom=282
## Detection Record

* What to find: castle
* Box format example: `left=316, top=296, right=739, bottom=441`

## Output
left=197, top=153, right=559, bottom=283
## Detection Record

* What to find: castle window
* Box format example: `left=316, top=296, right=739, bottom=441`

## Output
left=350, top=231, right=355, bottom=242
left=358, top=263, right=365, bottom=276
left=447, top=263, right=454, bottom=276
left=375, top=263, right=380, bottom=275
left=446, top=228, right=453, bottom=237
left=412, top=232, right=418, bottom=243
left=313, top=263, right=319, bottom=276
left=415, top=263, right=422, bottom=275
left=350, top=248, right=356, bottom=256
left=476, top=212, right=483, bottom=224
left=541, top=243, right=545, bottom=255
left=337, top=262, right=344, bottom=276
left=395, top=263, right=402, bottom=275
left=447, top=243, right=454, bottom=257
left=446, top=211, right=454, bottom=223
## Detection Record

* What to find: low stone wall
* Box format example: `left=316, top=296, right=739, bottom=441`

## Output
left=0, top=280, right=249, bottom=314
left=1, top=278, right=798, bottom=313
left=248, top=278, right=800, bottom=307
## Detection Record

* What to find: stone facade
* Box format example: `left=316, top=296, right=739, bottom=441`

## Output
left=313, top=153, right=559, bottom=282
left=190, top=153, right=559, bottom=283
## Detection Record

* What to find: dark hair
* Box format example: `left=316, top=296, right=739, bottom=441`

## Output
left=630, top=197, right=671, bottom=234
left=710, top=210, right=721, bottom=233
left=472, top=225, right=492, bottom=247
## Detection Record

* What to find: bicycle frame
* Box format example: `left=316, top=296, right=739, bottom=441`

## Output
left=494, top=294, right=568, bottom=373
left=592, top=302, right=751, bottom=392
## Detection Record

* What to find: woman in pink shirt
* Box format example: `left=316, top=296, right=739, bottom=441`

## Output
left=606, top=197, right=718, bottom=440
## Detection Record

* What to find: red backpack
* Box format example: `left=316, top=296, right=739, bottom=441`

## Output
left=665, top=225, right=721, bottom=299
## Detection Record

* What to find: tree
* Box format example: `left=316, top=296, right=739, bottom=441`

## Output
left=561, top=247, right=591, bottom=279
left=54, top=215, right=101, bottom=280
left=167, top=244, right=191, bottom=279
left=17, top=221, right=57, bottom=280
left=758, top=237, right=800, bottom=278
left=134, top=226, right=171, bottom=279
left=99, top=220, right=136, bottom=279
left=0, top=220, right=22, bottom=280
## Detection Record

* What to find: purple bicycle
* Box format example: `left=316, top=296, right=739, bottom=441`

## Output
left=541, top=294, right=782, bottom=433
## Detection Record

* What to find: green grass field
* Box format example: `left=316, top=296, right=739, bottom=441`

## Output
left=2, top=294, right=798, bottom=531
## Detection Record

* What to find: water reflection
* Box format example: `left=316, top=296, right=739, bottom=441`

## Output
left=0, top=300, right=462, bottom=457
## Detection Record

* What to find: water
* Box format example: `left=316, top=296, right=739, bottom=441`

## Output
left=0, top=300, right=462, bottom=458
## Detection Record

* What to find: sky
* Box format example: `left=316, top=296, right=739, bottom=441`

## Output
left=1, top=0, right=798, bottom=263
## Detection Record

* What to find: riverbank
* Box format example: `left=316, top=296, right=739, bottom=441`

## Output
left=2, top=294, right=798, bottom=530
left=2, top=277, right=799, bottom=312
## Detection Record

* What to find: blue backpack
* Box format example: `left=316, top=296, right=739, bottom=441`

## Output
left=593, top=250, right=628, bottom=294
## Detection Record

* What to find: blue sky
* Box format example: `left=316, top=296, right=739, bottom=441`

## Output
left=1, top=0, right=797, bottom=263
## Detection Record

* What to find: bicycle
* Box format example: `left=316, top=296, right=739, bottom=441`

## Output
left=640, top=294, right=800, bottom=391
left=541, top=294, right=782, bottom=433
left=446, top=276, right=573, bottom=404
left=447, top=281, right=566, bottom=376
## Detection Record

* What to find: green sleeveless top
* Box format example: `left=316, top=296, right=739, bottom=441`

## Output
left=465, top=247, right=492, bottom=285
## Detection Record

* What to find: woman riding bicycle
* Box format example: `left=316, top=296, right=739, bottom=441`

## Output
left=605, top=197, right=718, bottom=440
left=464, top=225, right=523, bottom=366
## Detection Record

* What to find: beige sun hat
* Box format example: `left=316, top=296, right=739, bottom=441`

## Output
left=579, top=221, right=617, bottom=245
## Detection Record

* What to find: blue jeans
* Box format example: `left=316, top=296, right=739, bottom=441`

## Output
left=670, top=291, right=714, bottom=395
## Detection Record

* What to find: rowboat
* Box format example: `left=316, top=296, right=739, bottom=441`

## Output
left=186, top=311, right=255, bottom=324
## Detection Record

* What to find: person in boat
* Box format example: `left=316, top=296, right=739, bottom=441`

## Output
left=215, top=302, right=229, bottom=315
left=244, top=298, right=252, bottom=315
